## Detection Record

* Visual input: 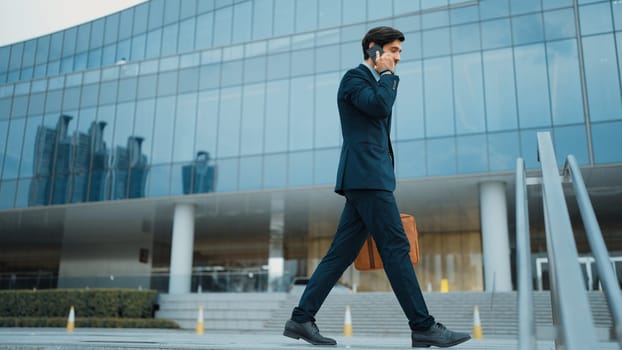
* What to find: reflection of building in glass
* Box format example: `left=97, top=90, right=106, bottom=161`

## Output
left=29, top=115, right=148, bottom=205
left=182, top=151, right=215, bottom=194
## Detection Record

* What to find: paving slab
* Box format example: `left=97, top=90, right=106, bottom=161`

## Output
left=0, top=328, right=619, bottom=350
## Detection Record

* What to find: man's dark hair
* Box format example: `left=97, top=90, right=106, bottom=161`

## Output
left=362, top=26, right=405, bottom=59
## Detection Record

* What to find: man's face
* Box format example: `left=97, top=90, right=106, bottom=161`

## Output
left=381, top=39, right=402, bottom=65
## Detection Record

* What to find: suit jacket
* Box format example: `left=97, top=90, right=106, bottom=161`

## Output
left=335, top=64, right=400, bottom=195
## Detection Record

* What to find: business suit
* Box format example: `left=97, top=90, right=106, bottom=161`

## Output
left=291, top=64, right=435, bottom=331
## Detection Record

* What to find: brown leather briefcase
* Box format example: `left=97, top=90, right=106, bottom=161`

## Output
left=354, top=213, right=420, bottom=271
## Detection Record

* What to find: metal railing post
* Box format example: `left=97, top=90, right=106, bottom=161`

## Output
left=516, top=157, right=536, bottom=350
left=537, top=132, right=599, bottom=349
left=565, top=155, right=622, bottom=347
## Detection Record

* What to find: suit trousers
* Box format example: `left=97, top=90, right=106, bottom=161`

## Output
left=291, top=190, right=435, bottom=331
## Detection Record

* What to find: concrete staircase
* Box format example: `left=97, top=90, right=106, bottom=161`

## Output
left=156, top=291, right=614, bottom=339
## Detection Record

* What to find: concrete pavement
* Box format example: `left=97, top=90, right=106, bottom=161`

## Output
left=0, top=328, right=619, bottom=350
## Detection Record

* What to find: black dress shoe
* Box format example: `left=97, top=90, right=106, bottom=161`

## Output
left=411, top=322, right=471, bottom=348
left=283, top=319, right=337, bottom=346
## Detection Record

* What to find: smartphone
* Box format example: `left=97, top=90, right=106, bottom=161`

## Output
left=366, top=45, right=384, bottom=64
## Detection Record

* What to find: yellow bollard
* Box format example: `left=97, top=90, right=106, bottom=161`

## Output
left=440, top=278, right=449, bottom=293
left=472, top=305, right=483, bottom=339
left=66, top=306, right=75, bottom=333
left=343, top=305, right=353, bottom=336
left=196, top=305, right=204, bottom=335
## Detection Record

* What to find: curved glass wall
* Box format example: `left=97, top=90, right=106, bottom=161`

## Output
left=1, top=0, right=622, bottom=209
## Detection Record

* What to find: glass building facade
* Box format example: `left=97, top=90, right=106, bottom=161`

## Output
left=1, top=0, right=621, bottom=292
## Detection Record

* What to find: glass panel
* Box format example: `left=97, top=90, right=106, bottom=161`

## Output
left=453, top=53, right=486, bottom=134
left=152, top=96, right=176, bottom=164
left=244, top=56, right=266, bottom=83
left=179, top=18, right=196, bottom=53
left=274, top=0, right=295, bottom=36
left=157, top=71, right=178, bottom=96
left=422, top=11, right=449, bottom=30
left=87, top=48, right=102, bottom=68
left=146, top=29, right=162, bottom=58
left=63, top=87, right=81, bottom=112
left=99, top=81, right=118, bottom=105
left=134, top=3, right=149, bottom=35
left=119, top=8, right=134, bottom=40
left=520, top=128, right=551, bottom=169
left=214, top=6, right=233, bottom=47
left=592, top=121, right=622, bottom=164
left=288, top=151, right=313, bottom=187
left=546, top=39, right=584, bottom=125
left=179, top=67, right=200, bottom=94
left=343, top=0, right=366, bottom=24
left=134, top=99, right=156, bottom=165
left=0, top=120, right=8, bottom=176
left=164, top=0, right=181, bottom=24
left=314, top=148, right=339, bottom=185
left=137, top=74, right=157, bottom=99
left=113, top=101, right=135, bottom=152
left=582, top=34, right=622, bottom=122
left=148, top=0, right=165, bottom=30
left=3, top=118, right=26, bottom=179
left=291, top=49, right=314, bottom=76
left=196, top=90, right=219, bottom=156
left=28, top=93, right=45, bottom=116
left=511, top=0, right=540, bottom=15
left=233, top=1, right=252, bottom=43
left=451, top=23, right=480, bottom=54
left=60, top=56, right=75, bottom=73
left=544, top=8, right=576, bottom=40
left=81, top=83, right=99, bottom=108
left=161, top=24, right=179, bottom=56
left=22, top=40, right=36, bottom=67
left=315, top=72, right=341, bottom=148
left=169, top=162, right=185, bottom=196
left=319, top=0, right=341, bottom=28
left=479, top=0, right=509, bottom=20
left=296, top=0, right=318, bottom=32
left=96, top=105, right=115, bottom=160
left=424, top=57, right=454, bottom=137
left=395, top=140, right=426, bottom=178
left=15, top=178, right=33, bottom=208
left=240, top=156, right=263, bottom=190
left=423, top=28, right=450, bottom=58
left=543, top=0, right=573, bottom=10
left=394, top=0, right=419, bottom=15
left=118, top=77, right=137, bottom=103
left=214, top=157, right=237, bottom=192
left=181, top=0, right=197, bottom=19
left=265, top=80, right=289, bottom=153
left=104, top=13, right=120, bottom=45
left=240, top=83, right=265, bottom=156
left=267, top=53, right=290, bottom=81
left=512, top=13, right=544, bottom=45
left=580, top=2, right=614, bottom=36
left=35, top=36, right=50, bottom=65
left=427, top=137, right=456, bottom=176
left=147, top=164, right=171, bottom=197
left=253, top=0, right=273, bottom=40
left=90, top=18, right=105, bottom=49
left=483, top=48, right=518, bottom=131
left=217, top=87, right=242, bottom=158
left=457, top=134, right=488, bottom=173
left=481, top=19, right=512, bottom=50
left=131, top=34, right=146, bottom=60
left=488, top=131, right=520, bottom=171
left=11, top=95, right=28, bottom=118
left=553, top=125, right=589, bottom=166
left=45, top=90, right=63, bottom=114
left=450, top=4, right=479, bottom=25
left=173, top=93, right=197, bottom=162
left=196, top=12, right=214, bottom=50
left=514, top=44, right=551, bottom=128
left=263, top=153, right=286, bottom=188
left=9, top=43, right=23, bottom=71
left=197, top=0, right=215, bottom=13
left=0, top=180, right=17, bottom=209
left=395, top=61, right=424, bottom=140
left=289, top=76, right=314, bottom=150
left=614, top=1, right=622, bottom=31
left=221, top=60, right=243, bottom=87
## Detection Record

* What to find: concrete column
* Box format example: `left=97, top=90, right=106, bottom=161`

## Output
left=169, top=203, right=195, bottom=294
left=479, top=182, right=512, bottom=291
left=268, top=194, right=285, bottom=292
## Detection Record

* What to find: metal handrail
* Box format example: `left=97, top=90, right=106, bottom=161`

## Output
left=516, top=158, right=536, bottom=350
left=536, top=132, right=598, bottom=349
left=515, top=157, right=536, bottom=350
left=565, top=155, right=622, bottom=346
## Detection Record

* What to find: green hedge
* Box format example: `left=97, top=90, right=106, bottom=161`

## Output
left=0, top=317, right=179, bottom=328
left=0, top=289, right=158, bottom=318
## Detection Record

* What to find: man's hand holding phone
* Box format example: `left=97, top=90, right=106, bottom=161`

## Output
left=367, top=44, right=395, bottom=75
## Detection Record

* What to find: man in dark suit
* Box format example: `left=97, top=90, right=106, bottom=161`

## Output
left=283, top=27, right=471, bottom=348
